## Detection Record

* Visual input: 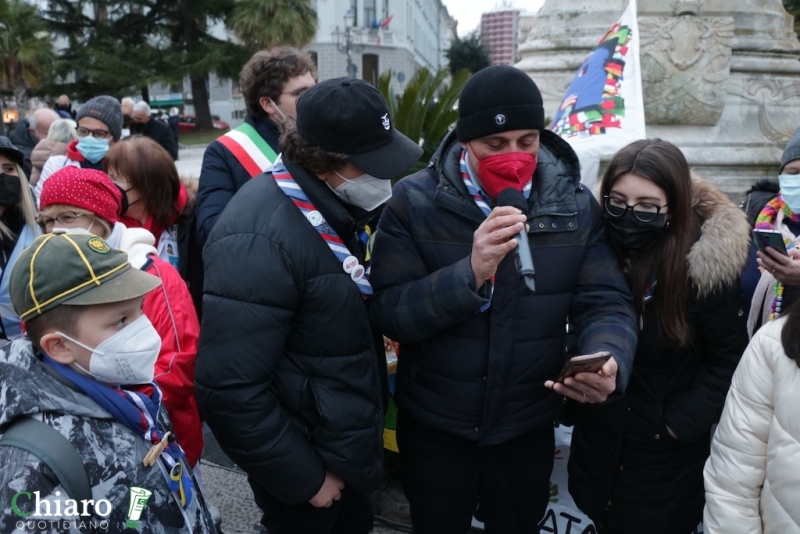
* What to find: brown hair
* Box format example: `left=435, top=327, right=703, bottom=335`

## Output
left=600, top=138, right=701, bottom=346
left=279, top=121, right=348, bottom=175
left=104, top=136, right=180, bottom=231
left=25, top=305, right=86, bottom=353
left=240, top=47, right=317, bottom=119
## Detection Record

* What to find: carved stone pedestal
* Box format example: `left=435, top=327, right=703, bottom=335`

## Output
left=517, top=0, right=800, bottom=199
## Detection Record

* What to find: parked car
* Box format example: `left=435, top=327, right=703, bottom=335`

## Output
left=177, top=114, right=230, bottom=134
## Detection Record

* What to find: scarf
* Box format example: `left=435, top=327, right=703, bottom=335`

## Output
left=119, top=183, right=188, bottom=248
left=42, top=355, right=194, bottom=508
left=272, top=157, right=373, bottom=298
left=748, top=197, right=798, bottom=337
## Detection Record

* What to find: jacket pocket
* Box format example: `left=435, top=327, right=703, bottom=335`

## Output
left=301, top=378, right=322, bottom=433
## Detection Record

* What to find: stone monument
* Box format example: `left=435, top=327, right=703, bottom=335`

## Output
left=517, top=0, right=800, bottom=198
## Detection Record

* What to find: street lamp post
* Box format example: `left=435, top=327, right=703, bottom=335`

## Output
left=332, top=9, right=364, bottom=78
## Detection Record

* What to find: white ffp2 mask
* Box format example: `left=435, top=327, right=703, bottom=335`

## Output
left=59, top=314, right=162, bottom=385
left=331, top=171, right=392, bottom=211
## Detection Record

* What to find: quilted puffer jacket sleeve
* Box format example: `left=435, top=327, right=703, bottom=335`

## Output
left=570, top=194, right=638, bottom=393
left=369, top=179, right=489, bottom=344
left=703, top=320, right=778, bottom=534
left=195, top=232, right=326, bottom=506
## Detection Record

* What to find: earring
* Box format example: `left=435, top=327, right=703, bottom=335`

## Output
left=665, top=221, right=670, bottom=229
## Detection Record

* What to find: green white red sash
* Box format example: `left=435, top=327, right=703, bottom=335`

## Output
left=217, top=122, right=278, bottom=177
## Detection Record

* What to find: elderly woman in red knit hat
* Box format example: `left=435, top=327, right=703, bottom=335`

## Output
left=36, top=166, right=204, bottom=469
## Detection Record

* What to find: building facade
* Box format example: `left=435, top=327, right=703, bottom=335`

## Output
left=481, top=9, right=520, bottom=66
left=149, top=0, right=457, bottom=129
left=309, top=0, right=456, bottom=98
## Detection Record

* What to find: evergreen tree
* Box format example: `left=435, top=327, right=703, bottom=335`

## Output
left=0, top=0, right=55, bottom=111
left=446, top=33, right=491, bottom=75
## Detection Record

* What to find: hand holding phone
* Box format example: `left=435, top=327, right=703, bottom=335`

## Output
left=554, top=351, right=612, bottom=383
left=752, top=229, right=788, bottom=256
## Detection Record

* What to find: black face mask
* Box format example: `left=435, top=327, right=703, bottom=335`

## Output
left=0, top=173, right=21, bottom=207
left=115, top=183, right=130, bottom=214
left=604, top=210, right=667, bottom=251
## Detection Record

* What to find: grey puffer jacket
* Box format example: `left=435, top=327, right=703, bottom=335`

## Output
left=0, top=338, right=216, bottom=533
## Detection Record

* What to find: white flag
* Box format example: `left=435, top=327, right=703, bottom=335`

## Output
left=549, top=0, right=646, bottom=189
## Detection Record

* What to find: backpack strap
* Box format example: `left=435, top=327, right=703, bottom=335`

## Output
left=0, top=417, right=94, bottom=522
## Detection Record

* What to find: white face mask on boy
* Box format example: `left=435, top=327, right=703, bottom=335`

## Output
left=330, top=170, right=393, bottom=212
left=58, top=314, right=162, bottom=385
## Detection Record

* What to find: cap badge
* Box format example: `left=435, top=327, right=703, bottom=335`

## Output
left=495, top=114, right=506, bottom=126
left=381, top=113, right=391, bottom=131
left=87, top=237, right=111, bottom=254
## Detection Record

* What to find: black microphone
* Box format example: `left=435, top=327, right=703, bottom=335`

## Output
left=497, top=188, right=536, bottom=293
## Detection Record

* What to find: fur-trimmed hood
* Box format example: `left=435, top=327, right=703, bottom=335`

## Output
left=687, top=175, right=751, bottom=297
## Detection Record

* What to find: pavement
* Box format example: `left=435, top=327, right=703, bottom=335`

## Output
left=175, top=145, right=410, bottom=534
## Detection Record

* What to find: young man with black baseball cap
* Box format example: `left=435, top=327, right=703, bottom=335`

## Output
left=195, top=78, right=422, bottom=533
left=368, top=65, right=638, bottom=532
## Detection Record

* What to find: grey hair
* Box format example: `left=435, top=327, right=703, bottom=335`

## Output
left=121, top=97, right=136, bottom=107
left=133, top=101, right=151, bottom=115
left=26, top=113, right=38, bottom=131
left=47, top=119, right=78, bottom=143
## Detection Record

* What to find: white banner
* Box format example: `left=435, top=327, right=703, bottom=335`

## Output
left=549, top=0, right=646, bottom=190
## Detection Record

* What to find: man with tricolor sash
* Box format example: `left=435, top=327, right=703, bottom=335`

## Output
left=195, top=78, right=422, bottom=533
left=195, top=47, right=317, bottom=244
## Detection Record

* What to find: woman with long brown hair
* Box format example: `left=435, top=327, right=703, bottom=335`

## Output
left=567, top=139, right=750, bottom=533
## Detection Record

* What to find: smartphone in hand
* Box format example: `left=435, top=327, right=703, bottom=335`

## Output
left=554, top=351, right=612, bottom=383
left=752, top=229, right=788, bottom=256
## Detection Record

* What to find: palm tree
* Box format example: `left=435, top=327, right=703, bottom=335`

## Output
left=378, top=67, right=471, bottom=178
left=227, top=0, right=318, bottom=51
left=0, top=0, right=54, bottom=112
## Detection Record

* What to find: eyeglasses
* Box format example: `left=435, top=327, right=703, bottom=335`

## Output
left=281, top=87, right=310, bottom=99
left=604, top=196, right=666, bottom=223
left=36, top=211, right=90, bottom=231
left=77, top=126, right=112, bottom=139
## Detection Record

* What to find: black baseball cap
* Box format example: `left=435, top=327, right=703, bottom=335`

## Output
left=296, top=78, right=423, bottom=180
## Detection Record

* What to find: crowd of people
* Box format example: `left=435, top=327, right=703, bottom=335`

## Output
left=0, top=45, right=799, bottom=534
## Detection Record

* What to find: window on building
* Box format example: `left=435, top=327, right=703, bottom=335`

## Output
left=364, top=0, right=376, bottom=27
left=351, top=0, right=358, bottom=26
left=362, top=54, right=379, bottom=87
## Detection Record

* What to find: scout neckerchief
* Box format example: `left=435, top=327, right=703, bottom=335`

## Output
left=460, top=149, right=532, bottom=311
left=272, top=157, right=373, bottom=298
left=42, top=356, right=194, bottom=509
left=217, top=122, right=278, bottom=178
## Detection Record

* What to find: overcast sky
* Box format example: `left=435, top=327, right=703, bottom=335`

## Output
left=442, top=0, right=546, bottom=37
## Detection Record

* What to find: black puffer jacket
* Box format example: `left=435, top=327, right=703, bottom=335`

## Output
left=568, top=178, right=751, bottom=534
left=369, top=130, right=638, bottom=445
left=195, top=158, right=385, bottom=506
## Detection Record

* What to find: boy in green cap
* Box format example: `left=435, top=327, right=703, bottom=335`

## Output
left=0, top=233, right=215, bottom=532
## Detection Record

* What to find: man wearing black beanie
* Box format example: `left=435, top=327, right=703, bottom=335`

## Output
left=369, top=66, right=637, bottom=533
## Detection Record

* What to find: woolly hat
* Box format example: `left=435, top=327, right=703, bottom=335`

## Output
left=457, top=66, right=545, bottom=142
left=39, top=167, right=123, bottom=225
left=77, top=95, right=123, bottom=141
left=781, top=127, right=800, bottom=173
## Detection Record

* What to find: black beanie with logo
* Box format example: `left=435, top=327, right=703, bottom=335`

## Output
left=457, top=66, right=546, bottom=143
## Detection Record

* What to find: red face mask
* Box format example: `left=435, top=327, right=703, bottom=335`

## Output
left=474, top=151, right=538, bottom=201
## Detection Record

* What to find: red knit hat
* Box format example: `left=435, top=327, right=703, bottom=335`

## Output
left=39, top=167, right=123, bottom=225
